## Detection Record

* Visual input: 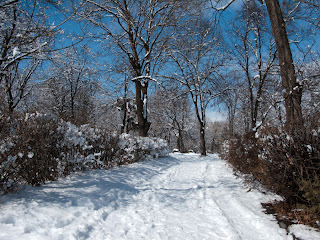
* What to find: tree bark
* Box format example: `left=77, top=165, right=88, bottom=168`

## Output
left=199, top=122, right=206, bottom=156
left=264, top=0, right=304, bottom=133
left=134, top=80, right=150, bottom=137
left=177, top=127, right=185, bottom=153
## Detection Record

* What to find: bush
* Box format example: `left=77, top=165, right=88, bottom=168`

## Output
left=56, top=122, right=120, bottom=173
left=0, top=113, right=169, bottom=195
left=259, top=126, right=320, bottom=203
left=298, top=176, right=320, bottom=225
left=221, top=123, right=320, bottom=227
left=118, top=133, right=170, bottom=165
left=0, top=113, right=60, bottom=192
left=260, top=119, right=320, bottom=227
left=220, top=132, right=262, bottom=178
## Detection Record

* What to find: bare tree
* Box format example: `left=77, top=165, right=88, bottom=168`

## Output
left=80, top=0, right=187, bottom=136
left=3, top=60, right=40, bottom=113
left=299, top=60, right=320, bottom=122
left=108, top=59, right=136, bottom=134
left=0, top=0, right=60, bottom=113
left=39, top=47, right=99, bottom=124
left=211, top=0, right=306, bottom=134
left=263, top=0, right=304, bottom=134
left=168, top=18, right=224, bottom=156
left=229, top=1, right=277, bottom=135
left=218, top=70, right=241, bottom=137
left=165, top=93, right=191, bottom=153
left=149, top=89, right=193, bottom=152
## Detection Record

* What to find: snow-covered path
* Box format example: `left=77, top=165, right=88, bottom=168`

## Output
left=0, top=153, right=290, bottom=239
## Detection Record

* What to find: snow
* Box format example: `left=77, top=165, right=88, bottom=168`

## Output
left=131, top=75, right=157, bottom=83
left=143, top=95, right=147, bottom=119
left=12, top=47, right=20, bottom=58
left=0, top=153, right=319, bottom=240
left=289, top=224, right=320, bottom=240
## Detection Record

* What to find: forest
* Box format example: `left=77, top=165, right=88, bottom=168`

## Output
left=1, top=0, right=320, bottom=228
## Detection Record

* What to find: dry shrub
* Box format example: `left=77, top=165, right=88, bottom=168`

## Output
left=258, top=126, right=303, bottom=201
left=223, top=132, right=261, bottom=176
left=92, top=133, right=121, bottom=169
left=260, top=124, right=320, bottom=204
left=222, top=121, right=320, bottom=227
left=1, top=113, right=169, bottom=195
left=15, top=115, right=60, bottom=186
left=0, top=113, right=60, bottom=193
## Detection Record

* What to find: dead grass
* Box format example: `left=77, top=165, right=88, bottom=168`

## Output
left=262, top=201, right=320, bottom=230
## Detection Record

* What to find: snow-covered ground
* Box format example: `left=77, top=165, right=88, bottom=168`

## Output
left=0, top=153, right=319, bottom=240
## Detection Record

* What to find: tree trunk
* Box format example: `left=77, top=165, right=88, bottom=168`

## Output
left=177, top=128, right=185, bottom=153
left=227, top=103, right=236, bottom=138
left=228, top=113, right=234, bottom=138
left=70, top=97, right=75, bottom=122
left=121, top=77, right=129, bottom=134
left=264, top=0, right=304, bottom=133
left=121, top=99, right=127, bottom=134
left=199, top=123, right=206, bottom=156
left=211, top=137, right=216, bottom=153
left=135, top=80, right=150, bottom=137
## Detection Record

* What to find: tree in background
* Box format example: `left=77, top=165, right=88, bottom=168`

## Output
left=0, top=0, right=57, bottom=113
left=149, top=89, right=194, bottom=153
left=212, top=0, right=320, bottom=218
left=211, top=0, right=313, bottom=134
left=229, top=1, right=277, bottom=136
left=38, top=46, right=99, bottom=124
left=168, top=16, right=225, bottom=156
left=217, top=70, right=241, bottom=138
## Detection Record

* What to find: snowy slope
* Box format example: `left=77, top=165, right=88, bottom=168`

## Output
left=0, top=153, right=319, bottom=240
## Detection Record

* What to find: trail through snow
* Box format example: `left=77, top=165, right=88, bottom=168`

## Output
left=0, top=153, right=318, bottom=239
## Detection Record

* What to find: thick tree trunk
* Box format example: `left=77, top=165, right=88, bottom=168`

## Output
left=264, top=0, right=304, bottom=133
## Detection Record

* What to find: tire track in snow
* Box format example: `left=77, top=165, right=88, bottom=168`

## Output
left=200, top=161, right=244, bottom=240
left=146, top=156, right=241, bottom=239
left=194, top=155, right=285, bottom=240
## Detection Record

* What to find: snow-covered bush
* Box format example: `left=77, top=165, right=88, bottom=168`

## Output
left=0, top=113, right=60, bottom=193
left=258, top=125, right=320, bottom=227
left=257, top=126, right=319, bottom=197
left=118, top=134, right=169, bottom=165
left=56, top=124, right=169, bottom=172
left=0, top=113, right=169, bottom=195
left=56, top=122, right=120, bottom=174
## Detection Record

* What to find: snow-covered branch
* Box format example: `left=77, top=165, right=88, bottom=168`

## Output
left=2, top=42, right=48, bottom=72
left=131, top=75, right=161, bottom=85
left=211, top=0, right=236, bottom=11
